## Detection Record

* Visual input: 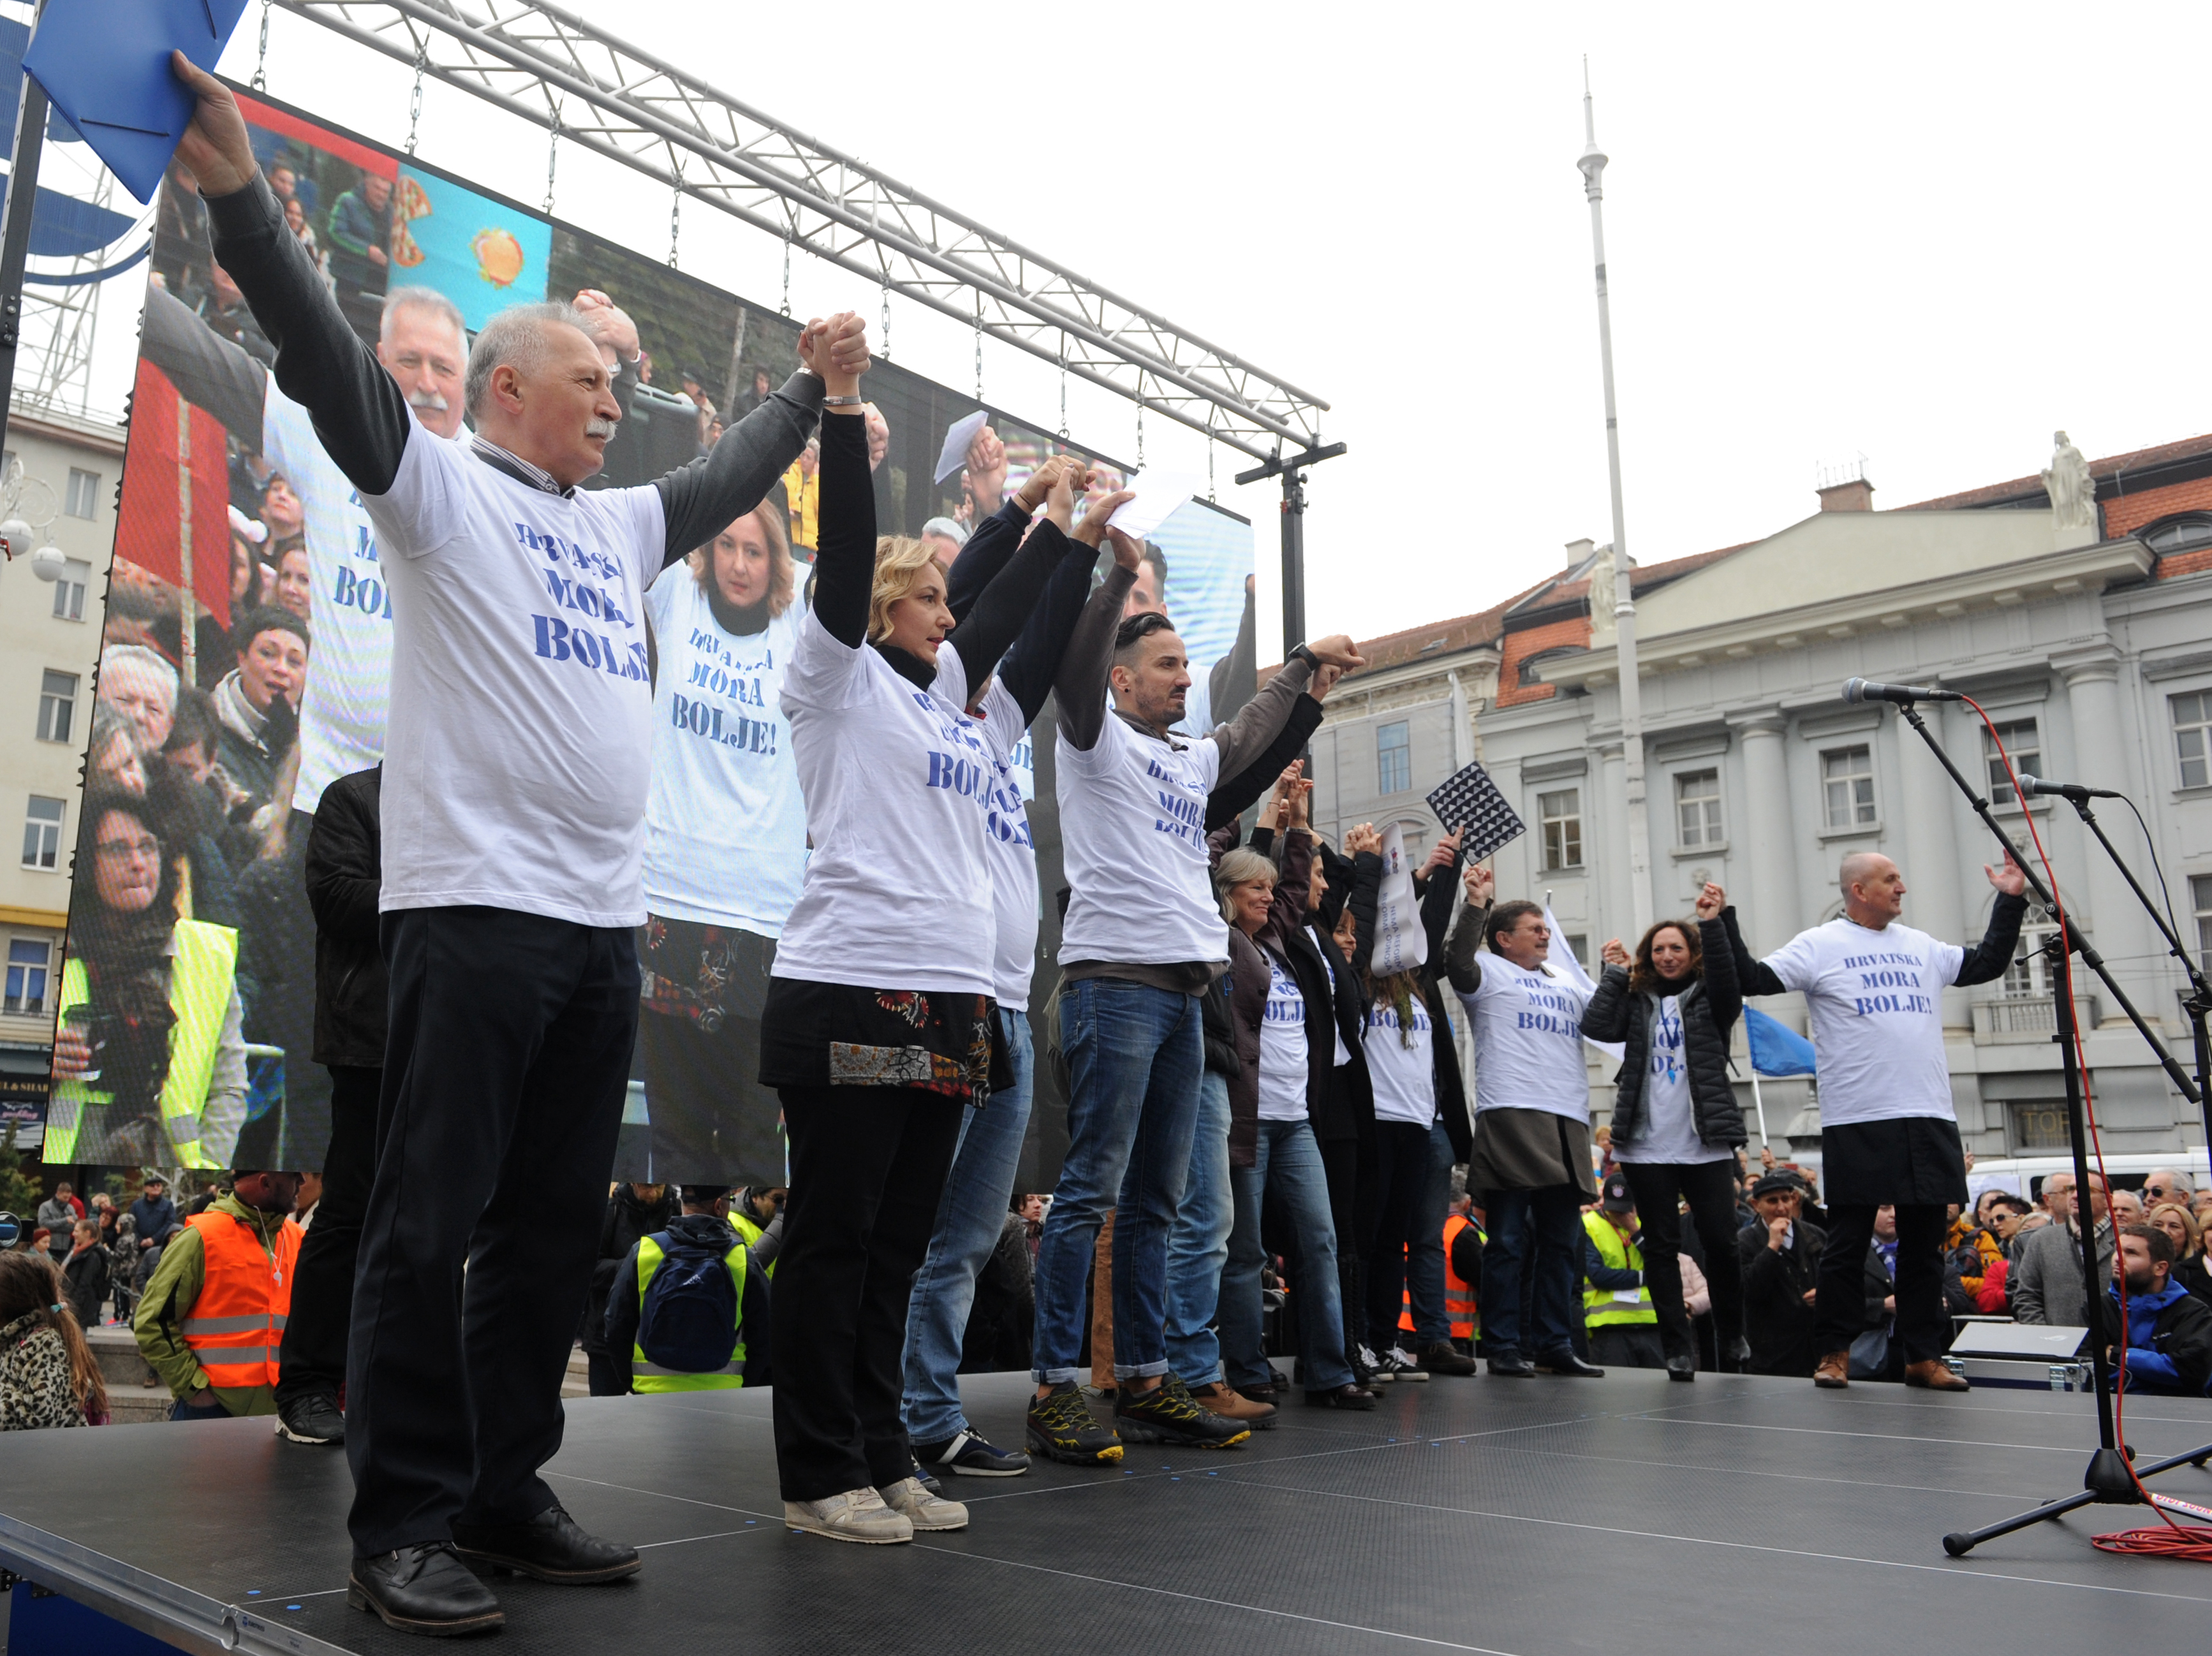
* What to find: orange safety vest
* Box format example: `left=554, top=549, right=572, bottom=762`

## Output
left=179, top=1209, right=301, bottom=1391
left=1400, top=1213, right=1479, bottom=1342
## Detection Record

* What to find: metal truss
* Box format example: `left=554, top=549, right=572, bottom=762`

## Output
left=268, top=0, right=1330, bottom=462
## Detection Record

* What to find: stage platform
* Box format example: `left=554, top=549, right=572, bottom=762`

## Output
left=4, top=1369, right=2212, bottom=1653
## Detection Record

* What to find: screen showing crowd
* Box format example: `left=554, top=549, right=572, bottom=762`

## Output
left=43, top=86, right=1255, bottom=1181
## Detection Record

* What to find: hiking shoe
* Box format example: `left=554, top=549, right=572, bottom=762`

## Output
left=1420, top=1341, right=1478, bottom=1377
left=784, top=1488, right=912, bottom=1545
left=878, top=1476, right=968, bottom=1532
left=1026, top=1383, right=1124, bottom=1466
left=1114, top=1374, right=1253, bottom=1449
left=914, top=1428, right=1030, bottom=1477
left=1376, top=1349, right=1429, bottom=1382
left=1813, top=1350, right=1850, bottom=1389
left=276, top=1391, right=345, bottom=1446
left=1356, top=1344, right=1394, bottom=1382
left=1191, top=1379, right=1278, bottom=1431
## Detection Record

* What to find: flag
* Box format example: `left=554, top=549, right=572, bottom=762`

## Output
left=115, top=359, right=233, bottom=629
left=1368, top=824, right=1427, bottom=976
left=1544, top=904, right=1623, bottom=1062
left=1745, top=1006, right=1816, bottom=1078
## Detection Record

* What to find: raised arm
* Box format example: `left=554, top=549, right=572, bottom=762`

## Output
left=1207, top=573, right=1258, bottom=719
left=1259, top=827, right=1315, bottom=956
left=947, top=457, right=1077, bottom=625
left=950, top=471, right=1114, bottom=701
left=1723, top=905, right=1788, bottom=999
left=1345, top=833, right=1384, bottom=990
left=1695, top=885, right=1743, bottom=1033
left=1052, top=560, right=1138, bottom=752
left=1206, top=691, right=1324, bottom=832
left=1445, top=863, right=1494, bottom=995
left=1954, top=861, right=2031, bottom=987
left=656, top=370, right=827, bottom=566
left=142, top=280, right=268, bottom=443
left=806, top=321, right=876, bottom=648
left=1581, top=952, right=1634, bottom=1044
left=1209, top=636, right=1362, bottom=777
left=176, top=58, right=409, bottom=494
left=1419, top=830, right=1464, bottom=966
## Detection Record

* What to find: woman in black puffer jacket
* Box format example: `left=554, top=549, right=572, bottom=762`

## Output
left=1581, top=883, right=1746, bottom=1379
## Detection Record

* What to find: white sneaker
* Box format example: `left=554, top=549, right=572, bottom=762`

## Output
left=783, top=1487, right=913, bottom=1545
left=878, top=1475, right=969, bottom=1532
left=1358, top=1344, right=1395, bottom=1382
left=1385, top=1348, right=1432, bottom=1381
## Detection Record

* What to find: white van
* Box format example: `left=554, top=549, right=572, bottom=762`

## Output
left=1965, top=1150, right=2210, bottom=1204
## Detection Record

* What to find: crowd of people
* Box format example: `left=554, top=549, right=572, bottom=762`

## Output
left=10, top=59, right=2209, bottom=1639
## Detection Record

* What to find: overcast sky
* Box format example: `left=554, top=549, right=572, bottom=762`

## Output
left=108, top=1, right=2212, bottom=654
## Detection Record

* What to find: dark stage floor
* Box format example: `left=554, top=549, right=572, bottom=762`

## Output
left=5, top=1369, right=2212, bottom=1654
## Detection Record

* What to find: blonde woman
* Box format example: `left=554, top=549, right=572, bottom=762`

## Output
left=2147, top=1202, right=2212, bottom=1307
left=760, top=333, right=1078, bottom=1546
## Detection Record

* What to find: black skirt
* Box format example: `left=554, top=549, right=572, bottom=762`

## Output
left=758, top=977, right=1008, bottom=1101
left=1819, top=1116, right=1968, bottom=1208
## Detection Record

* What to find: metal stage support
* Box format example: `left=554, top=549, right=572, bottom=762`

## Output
left=269, top=0, right=1331, bottom=467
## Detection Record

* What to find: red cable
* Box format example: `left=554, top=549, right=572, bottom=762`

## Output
left=1965, top=698, right=2211, bottom=1560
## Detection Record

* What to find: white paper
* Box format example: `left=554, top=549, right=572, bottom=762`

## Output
left=1611, top=1289, right=1643, bottom=1305
left=1103, top=472, right=1202, bottom=541
left=1369, top=823, right=1427, bottom=977
left=934, top=409, right=989, bottom=485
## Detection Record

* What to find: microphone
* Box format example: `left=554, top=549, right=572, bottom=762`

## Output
left=1841, top=678, right=1965, bottom=706
left=2016, top=773, right=2125, bottom=802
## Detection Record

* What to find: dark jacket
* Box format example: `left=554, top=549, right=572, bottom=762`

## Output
left=306, top=766, right=385, bottom=1067
left=2098, top=1278, right=2212, bottom=1396
left=62, top=1243, right=108, bottom=1330
left=126, top=1192, right=177, bottom=1247
left=1218, top=826, right=1316, bottom=1169
left=584, top=1186, right=682, bottom=1357
left=1249, top=824, right=1373, bottom=1143
left=602, top=1213, right=771, bottom=1391
left=1579, top=912, right=1744, bottom=1154
left=1346, top=846, right=1473, bottom=1162
left=1738, top=1217, right=1827, bottom=1377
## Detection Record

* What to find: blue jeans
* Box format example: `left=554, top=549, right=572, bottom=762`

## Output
left=900, top=1009, right=1034, bottom=1444
left=1162, top=1070, right=1233, bottom=1385
left=1403, top=1118, right=1455, bottom=1349
left=1031, top=979, right=1203, bottom=1385
left=1480, top=1184, right=1582, bottom=1358
left=1221, top=1118, right=1355, bottom=1393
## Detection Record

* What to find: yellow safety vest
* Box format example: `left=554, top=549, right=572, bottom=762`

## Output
left=728, top=1210, right=776, bottom=1279
left=631, top=1233, right=748, bottom=1393
left=1581, top=1210, right=1657, bottom=1329
left=47, top=920, right=239, bottom=1168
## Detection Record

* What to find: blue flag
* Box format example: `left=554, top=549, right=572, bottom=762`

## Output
left=1744, top=1006, right=1816, bottom=1078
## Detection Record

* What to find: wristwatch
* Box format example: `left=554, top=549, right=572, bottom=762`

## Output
left=1289, top=642, right=1322, bottom=673
left=821, top=395, right=864, bottom=407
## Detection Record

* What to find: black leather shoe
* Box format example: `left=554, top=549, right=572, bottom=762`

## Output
left=1487, top=1349, right=1534, bottom=1378
left=1306, top=1382, right=1378, bottom=1411
left=275, top=1391, right=346, bottom=1446
left=349, top=1544, right=504, bottom=1636
left=450, top=1504, right=640, bottom=1584
left=1725, top=1335, right=1753, bottom=1373
left=1533, top=1351, right=1605, bottom=1378
left=1666, top=1356, right=1697, bottom=1383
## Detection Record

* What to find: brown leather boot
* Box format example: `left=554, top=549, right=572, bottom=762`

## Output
left=1813, top=1350, right=1850, bottom=1389
left=1191, top=1380, right=1278, bottom=1431
left=1904, top=1359, right=1970, bottom=1391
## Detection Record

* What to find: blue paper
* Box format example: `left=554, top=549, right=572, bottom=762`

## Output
left=22, top=0, right=252, bottom=203
left=1744, top=1006, right=1817, bottom=1078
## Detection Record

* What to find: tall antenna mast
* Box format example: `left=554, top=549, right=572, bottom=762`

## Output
left=1577, top=59, right=1654, bottom=936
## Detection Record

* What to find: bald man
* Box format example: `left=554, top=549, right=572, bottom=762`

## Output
left=1727, top=851, right=2026, bottom=1391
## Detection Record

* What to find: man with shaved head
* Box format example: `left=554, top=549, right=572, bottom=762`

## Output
left=1727, top=849, right=2026, bottom=1392
left=172, top=57, right=864, bottom=1633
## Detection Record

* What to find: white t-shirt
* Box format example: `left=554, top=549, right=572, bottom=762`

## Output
left=266, top=389, right=470, bottom=814
left=639, top=566, right=806, bottom=933
left=1257, top=953, right=1309, bottom=1121
left=1761, top=918, right=1966, bottom=1127
left=1460, top=956, right=1595, bottom=1122
left=1364, top=995, right=1435, bottom=1126
left=1056, top=714, right=1225, bottom=967
left=362, top=427, right=663, bottom=926
left=1615, top=995, right=1730, bottom=1166
left=771, top=627, right=996, bottom=995
left=976, top=678, right=1040, bottom=1012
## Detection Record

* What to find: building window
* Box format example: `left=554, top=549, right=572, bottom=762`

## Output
left=1984, top=717, right=2040, bottom=807
left=1562, top=933, right=1588, bottom=970
left=2003, top=923, right=2060, bottom=999
left=3, top=939, right=50, bottom=1016
left=1675, top=769, right=1723, bottom=847
left=2174, top=691, right=2212, bottom=790
left=51, top=557, right=87, bottom=622
left=2009, top=1101, right=2071, bottom=1154
left=34, top=670, right=75, bottom=744
left=1539, top=788, right=1582, bottom=871
left=20, top=796, right=63, bottom=870
left=1822, top=745, right=1877, bottom=828
left=64, top=467, right=99, bottom=519
left=2141, top=514, right=2212, bottom=557
left=2194, top=875, right=2212, bottom=973
left=1376, top=720, right=1410, bottom=795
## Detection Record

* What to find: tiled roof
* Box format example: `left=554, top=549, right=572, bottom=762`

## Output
left=1898, top=432, right=2212, bottom=512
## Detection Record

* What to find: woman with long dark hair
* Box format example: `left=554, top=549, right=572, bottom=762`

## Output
left=1580, top=883, right=1746, bottom=1380
left=0, top=1251, right=110, bottom=1428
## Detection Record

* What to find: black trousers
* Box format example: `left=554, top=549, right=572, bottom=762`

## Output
left=1362, top=1122, right=1430, bottom=1352
left=275, top=1063, right=383, bottom=1405
left=1619, top=1161, right=1744, bottom=1367
left=772, top=1083, right=962, bottom=1503
left=1316, top=1135, right=1364, bottom=1366
left=345, top=907, right=637, bottom=1556
left=1813, top=1203, right=1949, bottom=1364
left=1590, top=1323, right=1666, bottom=1369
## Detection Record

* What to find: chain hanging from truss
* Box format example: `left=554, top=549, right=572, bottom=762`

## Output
left=542, top=99, right=560, bottom=216
left=251, top=0, right=271, bottom=89
left=1207, top=434, right=1216, bottom=502
left=878, top=273, right=890, bottom=360
left=1058, top=331, right=1069, bottom=443
left=404, top=41, right=426, bottom=153
left=1135, top=374, right=1145, bottom=471
left=779, top=236, right=790, bottom=318
left=668, top=163, right=682, bottom=267
left=973, top=290, right=983, bottom=404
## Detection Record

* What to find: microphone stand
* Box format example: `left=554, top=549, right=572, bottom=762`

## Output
left=1878, top=700, right=2212, bottom=1558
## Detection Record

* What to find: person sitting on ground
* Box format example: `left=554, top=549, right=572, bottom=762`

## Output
left=2099, top=1224, right=2212, bottom=1396
left=2145, top=1202, right=2212, bottom=1308
left=603, top=1185, right=768, bottom=1395
left=133, top=1170, right=303, bottom=1421
left=0, top=1252, right=109, bottom=1429
left=1737, top=1172, right=1827, bottom=1377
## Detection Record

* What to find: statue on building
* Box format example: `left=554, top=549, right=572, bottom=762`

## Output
left=2042, top=430, right=2097, bottom=536
left=1586, top=540, right=1618, bottom=646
